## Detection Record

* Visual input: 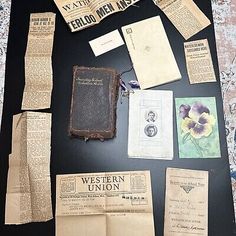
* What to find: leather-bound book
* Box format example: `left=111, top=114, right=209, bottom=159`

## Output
left=69, top=66, right=120, bottom=140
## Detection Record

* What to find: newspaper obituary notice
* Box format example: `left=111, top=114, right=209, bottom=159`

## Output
left=56, top=171, right=155, bottom=236
left=184, top=39, right=216, bottom=84
left=164, top=168, right=208, bottom=236
left=153, top=0, right=211, bottom=40
left=128, top=90, right=173, bottom=159
left=53, top=0, right=140, bottom=32
left=22, top=13, right=56, bottom=110
left=5, top=112, right=53, bottom=224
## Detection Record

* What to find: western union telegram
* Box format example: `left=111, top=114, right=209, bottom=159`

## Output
left=56, top=171, right=155, bottom=236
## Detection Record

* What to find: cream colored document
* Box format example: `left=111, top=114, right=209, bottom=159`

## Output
left=122, top=16, right=181, bottom=89
left=164, top=168, right=208, bottom=236
left=5, top=112, right=52, bottom=224
left=128, top=90, right=173, bottom=159
left=22, top=13, right=56, bottom=110
left=56, top=171, right=155, bottom=236
left=54, top=0, right=140, bottom=32
left=153, top=0, right=211, bottom=40
left=89, top=30, right=124, bottom=56
left=184, top=39, right=216, bottom=84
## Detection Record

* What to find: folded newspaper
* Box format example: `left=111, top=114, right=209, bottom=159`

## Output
left=53, top=0, right=140, bottom=32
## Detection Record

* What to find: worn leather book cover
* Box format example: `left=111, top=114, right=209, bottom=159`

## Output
left=69, top=66, right=119, bottom=140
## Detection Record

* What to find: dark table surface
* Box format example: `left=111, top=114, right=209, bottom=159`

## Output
left=0, top=0, right=235, bottom=235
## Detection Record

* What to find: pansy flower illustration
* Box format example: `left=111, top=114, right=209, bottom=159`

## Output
left=179, top=102, right=216, bottom=156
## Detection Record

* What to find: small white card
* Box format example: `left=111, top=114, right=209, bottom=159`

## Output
left=89, top=30, right=124, bottom=57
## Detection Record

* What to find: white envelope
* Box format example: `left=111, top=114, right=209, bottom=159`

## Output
left=122, top=16, right=181, bottom=89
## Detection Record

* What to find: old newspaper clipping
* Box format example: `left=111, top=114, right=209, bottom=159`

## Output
left=22, top=13, right=55, bottom=110
left=153, top=0, right=211, bottom=40
left=184, top=39, right=216, bottom=84
left=5, top=112, right=52, bottom=224
left=54, top=0, right=140, bottom=32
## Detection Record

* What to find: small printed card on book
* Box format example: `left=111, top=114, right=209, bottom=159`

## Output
left=175, top=97, right=221, bottom=158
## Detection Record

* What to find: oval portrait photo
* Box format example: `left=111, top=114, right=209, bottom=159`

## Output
left=144, top=124, right=158, bottom=137
left=145, top=110, right=157, bottom=123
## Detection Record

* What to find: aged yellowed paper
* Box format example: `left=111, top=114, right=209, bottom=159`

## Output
left=5, top=112, right=52, bottom=224
left=184, top=39, right=216, bottom=84
left=54, top=0, right=140, bottom=32
left=164, top=168, right=208, bottom=236
left=122, top=16, right=181, bottom=89
left=56, top=171, right=155, bottom=236
left=22, top=13, right=55, bottom=110
left=153, top=0, right=211, bottom=40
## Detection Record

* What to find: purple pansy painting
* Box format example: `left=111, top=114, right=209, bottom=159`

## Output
left=176, top=98, right=221, bottom=158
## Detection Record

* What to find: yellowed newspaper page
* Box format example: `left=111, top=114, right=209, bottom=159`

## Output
left=164, top=168, right=208, bottom=236
left=53, top=0, right=140, bottom=32
left=184, top=39, right=216, bottom=84
left=22, top=13, right=55, bottom=110
left=5, top=112, right=53, bottom=224
left=154, top=0, right=211, bottom=40
left=56, top=171, right=155, bottom=236
left=5, top=114, right=32, bottom=224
